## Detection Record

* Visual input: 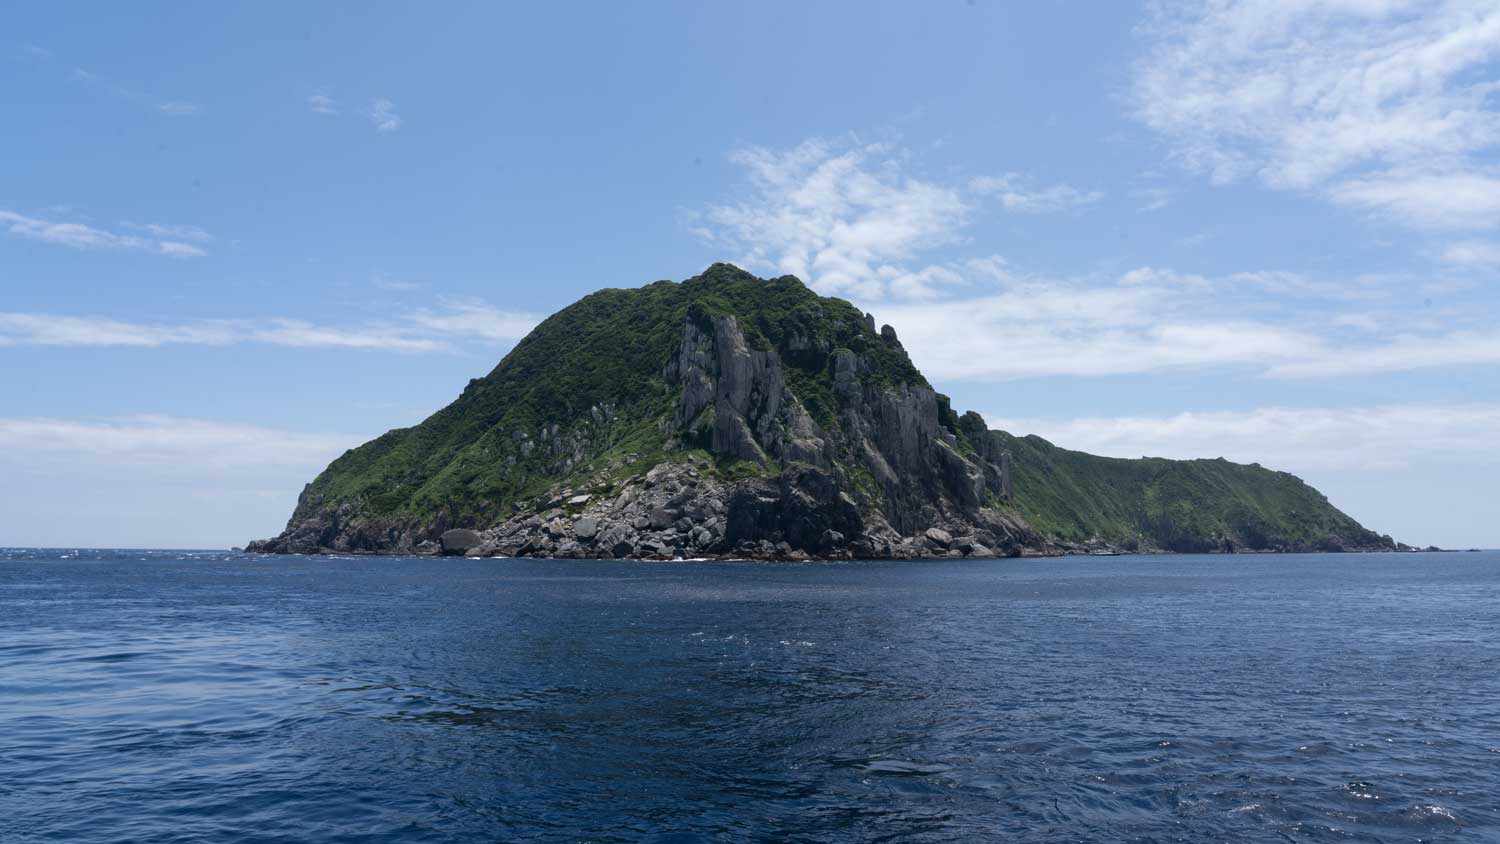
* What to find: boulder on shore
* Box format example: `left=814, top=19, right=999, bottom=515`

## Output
left=440, top=529, right=483, bottom=555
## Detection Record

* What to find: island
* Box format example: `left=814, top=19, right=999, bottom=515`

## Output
left=248, top=264, right=1398, bottom=560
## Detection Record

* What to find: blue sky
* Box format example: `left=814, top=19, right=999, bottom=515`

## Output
left=4, top=1, right=1499, bottom=549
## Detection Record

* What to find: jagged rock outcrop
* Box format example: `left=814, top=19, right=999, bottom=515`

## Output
left=246, top=264, right=1395, bottom=559
left=415, top=306, right=1038, bottom=561
left=665, top=313, right=828, bottom=468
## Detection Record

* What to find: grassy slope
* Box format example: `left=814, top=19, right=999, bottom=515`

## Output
left=990, top=431, right=1385, bottom=551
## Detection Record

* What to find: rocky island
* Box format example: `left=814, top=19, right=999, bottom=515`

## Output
left=248, top=264, right=1397, bottom=560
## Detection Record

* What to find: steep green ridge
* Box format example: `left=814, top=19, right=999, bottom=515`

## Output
left=290, top=265, right=925, bottom=537
left=260, top=263, right=1392, bottom=556
left=982, top=427, right=1390, bottom=552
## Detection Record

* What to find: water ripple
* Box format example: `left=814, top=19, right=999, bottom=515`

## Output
left=1, top=548, right=1498, bottom=842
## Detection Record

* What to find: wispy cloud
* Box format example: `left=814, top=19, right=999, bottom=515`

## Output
left=371, top=271, right=421, bottom=291
left=1266, top=331, right=1500, bottom=378
left=250, top=319, right=444, bottom=352
left=308, top=90, right=405, bottom=132
left=1132, top=0, right=1500, bottom=229
left=122, top=222, right=213, bottom=243
left=1330, top=169, right=1500, bottom=230
left=0, top=415, right=365, bottom=477
left=970, top=173, right=1103, bottom=213
left=307, top=89, right=339, bottom=115
left=1118, top=265, right=1209, bottom=289
left=0, top=301, right=540, bottom=352
left=1133, top=185, right=1175, bottom=212
left=697, top=138, right=967, bottom=299
left=985, top=404, right=1500, bottom=471
left=0, top=209, right=209, bottom=257
left=876, top=266, right=1500, bottom=381
left=697, top=137, right=1096, bottom=300
left=22, top=45, right=203, bottom=118
left=0, top=415, right=371, bottom=547
left=874, top=280, right=1327, bottom=379
left=0, top=313, right=236, bottom=347
left=697, top=135, right=1499, bottom=381
left=365, top=97, right=402, bottom=132
left=1441, top=239, right=1500, bottom=267
left=410, top=299, right=540, bottom=342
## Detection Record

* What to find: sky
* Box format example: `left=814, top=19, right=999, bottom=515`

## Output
left=3, top=0, right=1499, bottom=549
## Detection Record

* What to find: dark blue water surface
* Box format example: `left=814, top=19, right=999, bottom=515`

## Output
left=2, top=550, right=1498, bottom=843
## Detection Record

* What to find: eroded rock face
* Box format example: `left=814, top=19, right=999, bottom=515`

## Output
left=665, top=314, right=827, bottom=468
left=541, top=310, right=1040, bottom=560
left=416, top=310, right=1041, bottom=561
left=444, top=456, right=1020, bottom=562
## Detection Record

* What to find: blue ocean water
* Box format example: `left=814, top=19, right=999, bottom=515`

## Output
left=2, top=549, right=1497, bottom=843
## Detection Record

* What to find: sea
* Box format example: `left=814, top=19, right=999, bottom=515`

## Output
left=2, top=548, right=1497, bottom=843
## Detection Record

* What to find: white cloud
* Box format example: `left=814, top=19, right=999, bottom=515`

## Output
left=875, top=282, right=1326, bottom=379
left=1330, top=169, right=1500, bottom=229
left=1, top=210, right=145, bottom=250
left=1267, top=330, right=1500, bottom=377
left=308, top=90, right=339, bottom=115
left=698, top=136, right=1500, bottom=381
left=1227, top=268, right=1390, bottom=300
left=0, top=209, right=210, bottom=257
left=984, top=403, right=1500, bottom=471
left=1441, top=239, right=1500, bottom=266
left=869, top=265, right=1500, bottom=380
left=250, top=319, right=444, bottom=352
left=1119, top=265, right=1209, bottom=288
left=970, top=173, right=1103, bottom=212
left=699, top=138, right=1106, bottom=300
left=125, top=222, right=213, bottom=243
left=699, top=138, right=968, bottom=300
left=157, top=101, right=201, bottom=116
left=1132, top=0, right=1500, bottom=229
left=0, top=300, right=539, bottom=352
left=0, top=313, right=236, bottom=347
left=157, top=241, right=207, bottom=258
left=366, top=97, right=401, bottom=132
left=410, top=300, right=540, bottom=342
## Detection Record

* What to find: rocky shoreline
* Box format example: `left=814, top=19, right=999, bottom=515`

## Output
left=246, top=448, right=1410, bottom=561
left=245, top=451, right=1404, bottom=561
left=248, top=454, right=1041, bottom=562
left=241, top=542, right=1437, bottom=561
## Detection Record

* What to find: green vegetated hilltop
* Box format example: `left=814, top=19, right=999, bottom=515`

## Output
left=984, top=429, right=1390, bottom=553
left=249, top=264, right=1395, bottom=558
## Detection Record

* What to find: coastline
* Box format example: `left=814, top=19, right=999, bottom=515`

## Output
left=238, top=543, right=1447, bottom=562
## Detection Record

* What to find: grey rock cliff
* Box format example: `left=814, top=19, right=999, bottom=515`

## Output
left=439, top=310, right=1039, bottom=561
